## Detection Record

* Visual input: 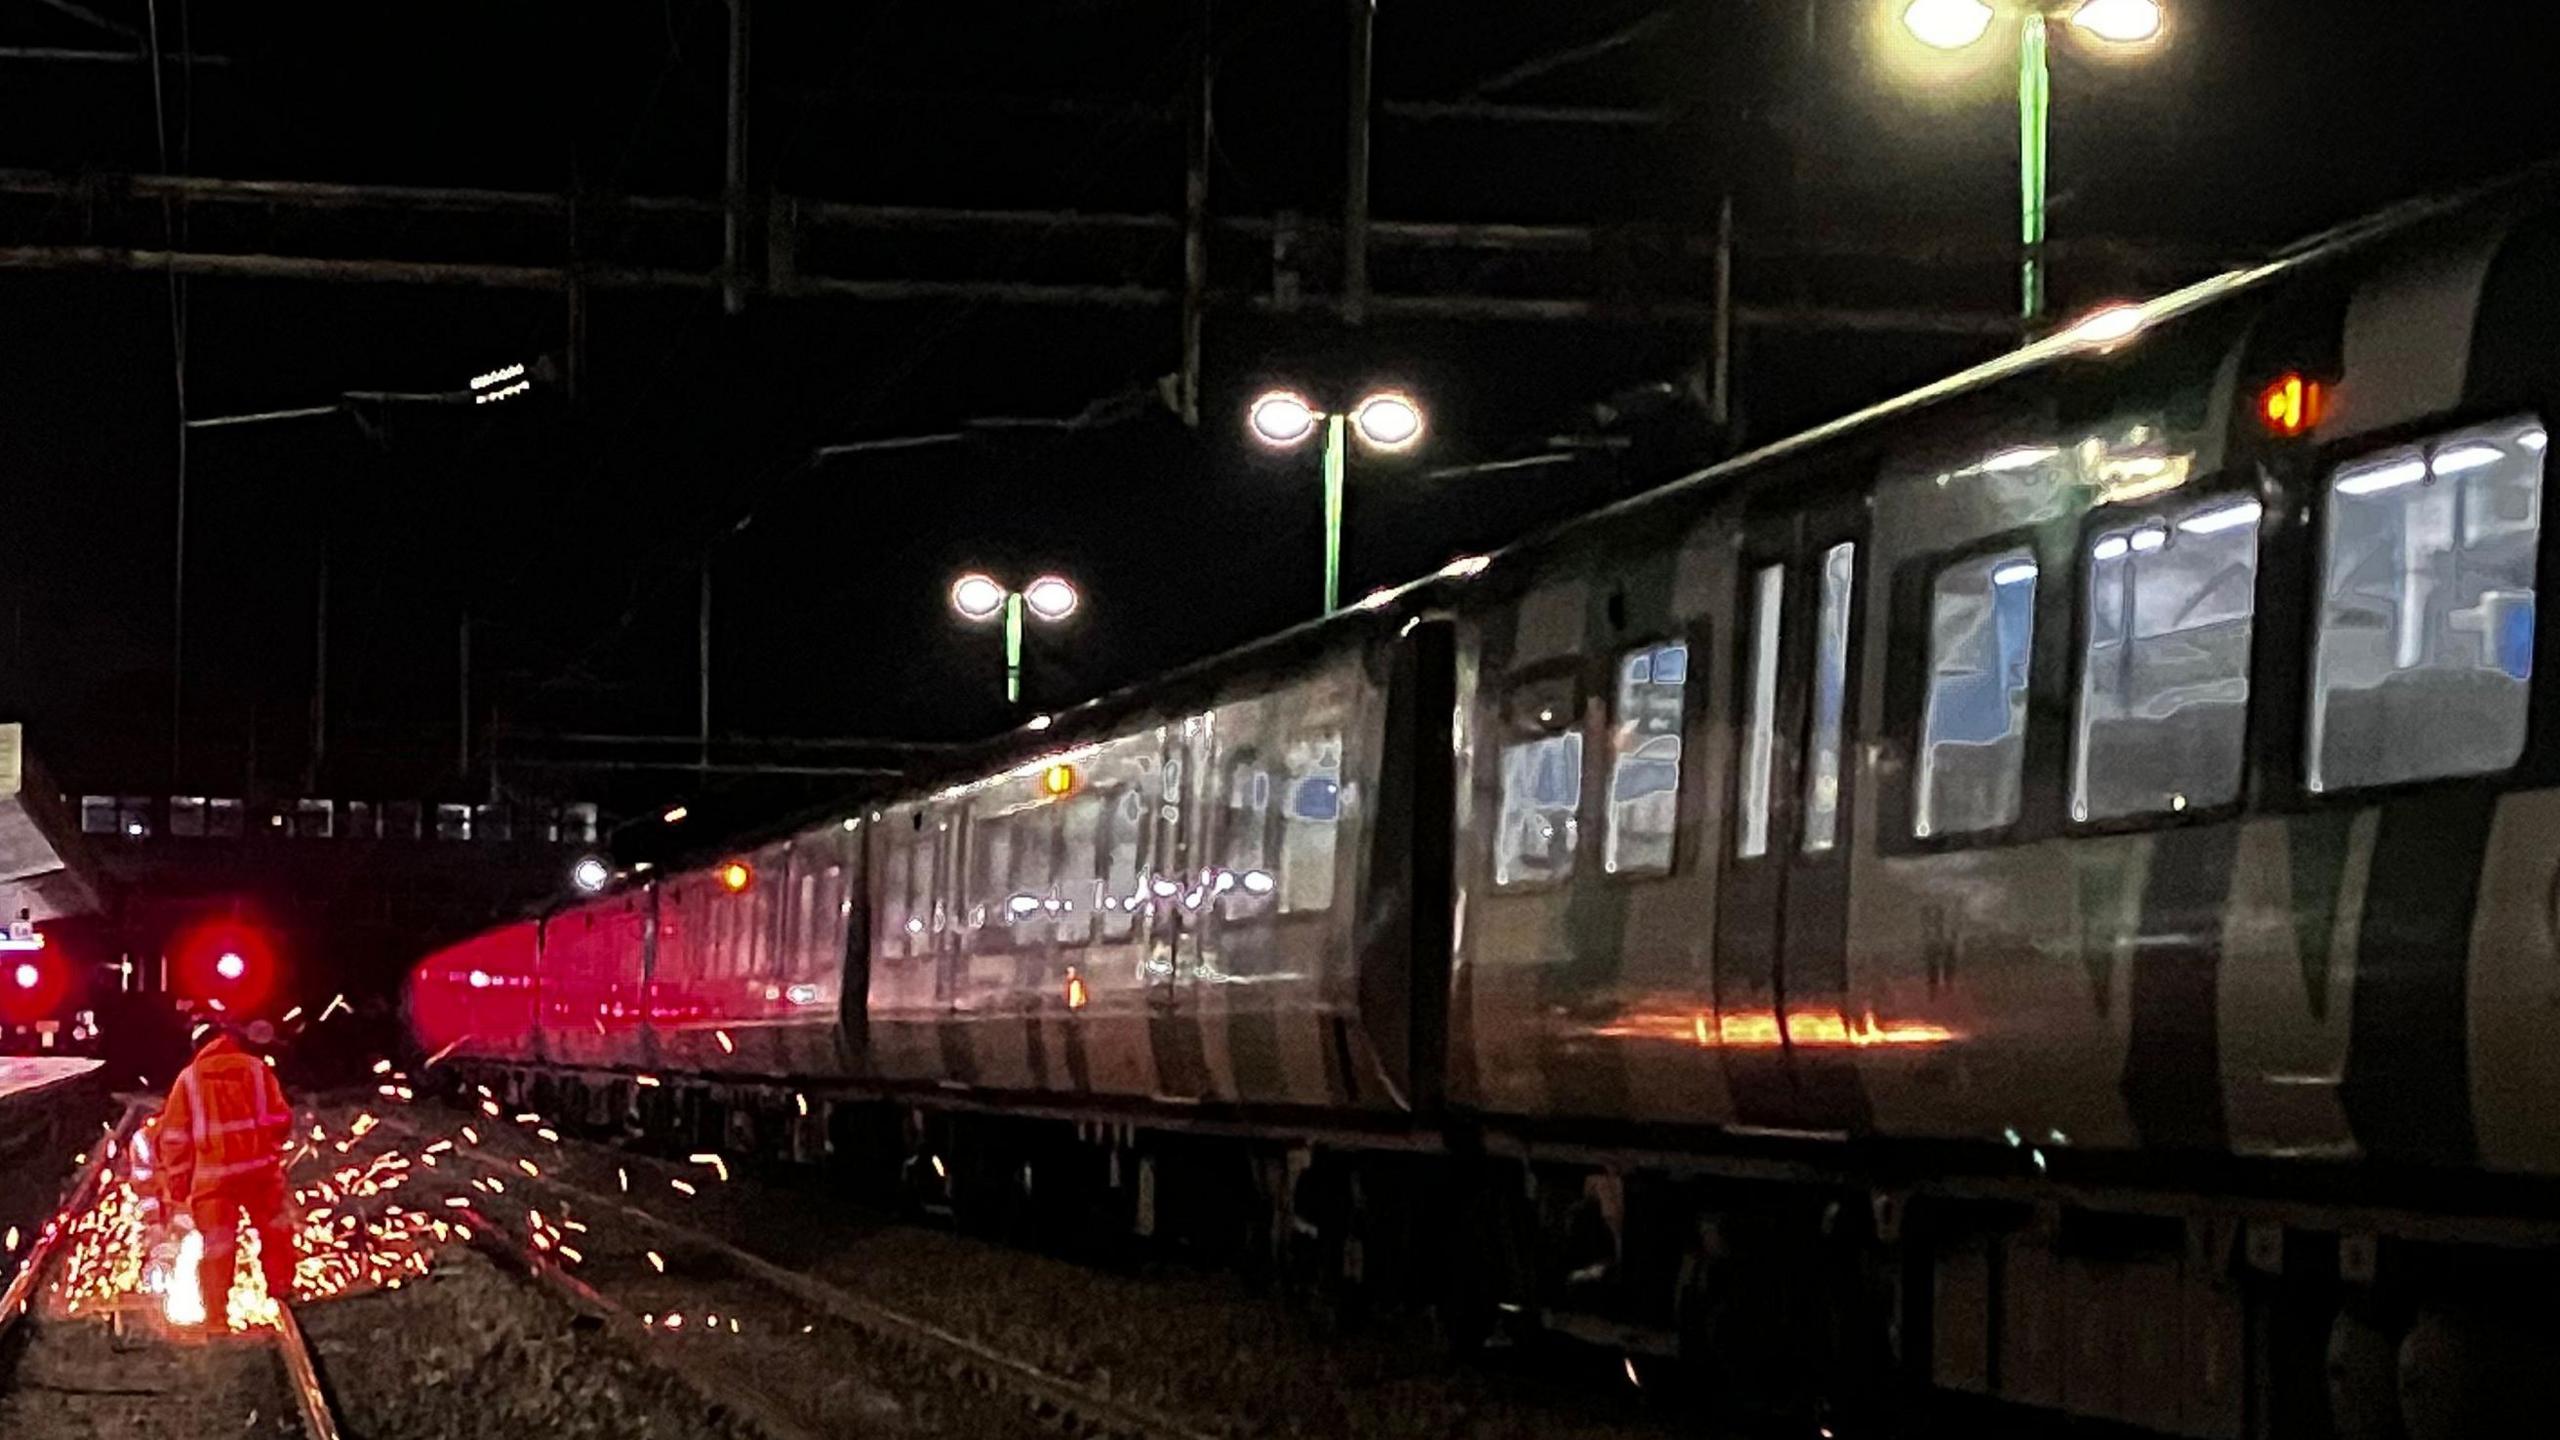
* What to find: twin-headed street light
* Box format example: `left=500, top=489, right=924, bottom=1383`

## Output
left=1248, top=388, right=1426, bottom=613
left=1899, top=0, right=2166, bottom=321
left=952, top=571, right=1079, bottom=706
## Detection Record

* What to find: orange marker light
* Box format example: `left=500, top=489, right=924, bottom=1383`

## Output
left=2259, top=373, right=2326, bottom=437
left=1065, top=969, right=1089, bottom=1010
left=717, top=861, right=753, bottom=893
left=1041, top=763, right=1078, bottom=798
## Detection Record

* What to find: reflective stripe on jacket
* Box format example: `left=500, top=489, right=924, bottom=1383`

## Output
left=158, top=1036, right=291, bottom=1200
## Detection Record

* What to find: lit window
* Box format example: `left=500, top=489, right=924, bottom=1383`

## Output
left=1058, top=793, right=1104, bottom=945
left=80, top=795, right=117, bottom=835
left=1278, top=733, right=1342, bottom=914
left=1102, top=785, right=1148, bottom=940
left=2075, top=495, right=2263, bottom=821
left=1604, top=642, right=1688, bottom=876
left=1802, top=542, right=1857, bottom=853
left=968, top=816, right=1013, bottom=939
left=1495, top=675, right=1582, bottom=887
left=1916, top=548, right=2038, bottom=838
left=1220, top=758, right=1271, bottom=920
left=2308, top=417, right=2543, bottom=792
left=1737, top=564, right=1784, bottom=858
left=878, top=833, right=913, bottom=958
left=1008, top=811, right=1055, bottom=938
left=434, top=804, right=472, bottom=841
left=295, top=799, right=336, bottom=839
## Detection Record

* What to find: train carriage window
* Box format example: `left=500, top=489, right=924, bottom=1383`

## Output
left=1604, top=642, right=1688, bottom=876
left=1058, top=792, right=1104, bottom=945
left=1803, top=542, right=1857, bottom=853
left=1219, top=754, right=1273, bottom=920
left=1917, top=547, right=2037, bottom=838
left=1278, top=732, right=1342, bottom=913
left=1008, top=809, right=1057, bottom=938
left=2074, top=495, right=2263, bottom=821
left=2308, top=417, right=2545, bottom=792
left=1101, top=777, right=1150, bottom=941
left=967, top=816, right=1012, bottom=942
left=1495, top=674, right=1583, bottom=887
left=878, top=834, right=913, bottom=957
left=1737, top=563, right=1785, bottom=858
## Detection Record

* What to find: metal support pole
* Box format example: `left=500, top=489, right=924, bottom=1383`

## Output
left=1342, top=0, right=1374, bottom=325
left=698, top=566, right=713, bottom=771
left=722, top=0, right=751, bottom=316
left=2018, top=13, right=2050, bottom=322
left=1711, top=194, right=1735, bottom=429
left=1002, top=591, right=1025, bottom=706
left=1322, top=412, right=1347, bottom=612
left=1178, top=0, right=1214, bottom=427
left=310, top=541, right=327, bottom=784
left=457, top=612, right=471, bottom=777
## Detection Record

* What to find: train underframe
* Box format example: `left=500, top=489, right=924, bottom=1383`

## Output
left=459, top=1061, right=2560, bottom=1440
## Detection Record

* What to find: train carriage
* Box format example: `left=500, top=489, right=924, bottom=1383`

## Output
left=410, top=172, right=2560, bottom=1438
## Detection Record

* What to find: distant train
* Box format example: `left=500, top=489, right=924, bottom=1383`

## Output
left=412, top=172, right=2560, bottom=1439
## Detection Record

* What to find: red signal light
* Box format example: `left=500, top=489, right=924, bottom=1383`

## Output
left=171, top=917, right=281, bottom=1013
left=2260, top=373, right=2326, bottom=437
left=718, top=860, right=753, bottom=894
left=0, top=936, right=67, bottom=1022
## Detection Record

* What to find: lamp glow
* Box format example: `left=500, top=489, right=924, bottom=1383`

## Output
left=2061, top=303, right=2148, bottom=350
left=572, top=856, right=611, bottom=892
left=2071, top=0, right=2163, bottom=43
left=215, top=952, right=246, bottom=982
left=951, top=573, right=1008, bottom=622
left=1351, top=392, right=1424, bottom=450
left=718, top=861, right=754, bottom=894
left=1022, top=575, right=1080, bottom=621
left=1902, top=0, right=1996, bottom=49
left=10, top=962, right=35, bottom=990
left=1248, top=391, right=1319, bottom=447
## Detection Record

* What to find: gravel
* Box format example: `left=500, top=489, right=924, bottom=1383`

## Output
left=0, top=1314, right=299, bottom=1440
left=297, top=1246, right=775, bottom=1440
left=350, top=1097, right=1693, bottom=1440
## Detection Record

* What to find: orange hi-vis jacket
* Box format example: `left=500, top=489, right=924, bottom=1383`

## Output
left=158, top=1035, right=292, bottom=1202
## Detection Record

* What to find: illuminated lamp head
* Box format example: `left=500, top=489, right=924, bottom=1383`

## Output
left=10, top=961, right=35, bottom=990
left=1022, top=575, right=1080, bottom=623
left=950, top=572, right=1008, bottom=623
left=1351, top=391, right=1425, bottom=450
left=1247, top=390, right=1319, bottom=447
left=215, top=951, right=247, bottom=982
left=1041, top=763, right=1079, bottom=799
left=718, top=860, right=754, bottom=894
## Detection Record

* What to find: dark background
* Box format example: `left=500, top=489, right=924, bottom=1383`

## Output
left=3, top=0, right=2555, bottom=834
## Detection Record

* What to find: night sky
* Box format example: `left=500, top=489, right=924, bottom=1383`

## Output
left=4, top=0, right=2558, bottom=831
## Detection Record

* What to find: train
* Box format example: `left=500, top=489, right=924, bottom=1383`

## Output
left=409, top=171, right=2560, bottom=1440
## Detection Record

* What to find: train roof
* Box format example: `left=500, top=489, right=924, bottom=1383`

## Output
left=645, top=158, right=2560, bottom=872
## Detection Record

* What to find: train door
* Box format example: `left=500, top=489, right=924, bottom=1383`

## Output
left=1712, top=495, right=1873, bottom=1135
left=1145, top=721, right=1216, bottom=1098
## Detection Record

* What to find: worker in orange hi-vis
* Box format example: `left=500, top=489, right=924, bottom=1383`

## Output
left=157, top=1021, right=297, bottom=1319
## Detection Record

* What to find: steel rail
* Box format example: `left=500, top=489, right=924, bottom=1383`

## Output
left=271, top=1301, right=346, bottom=1440
left=0, top=1101, right=140, bottom=1339
left=407, top=1120, right=1217, bottom=1440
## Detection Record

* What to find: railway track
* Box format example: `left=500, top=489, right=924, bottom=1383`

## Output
left=380, top=1109, right=1215, bottom=1440
left=0, top=1105, right=344, bottom=1440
